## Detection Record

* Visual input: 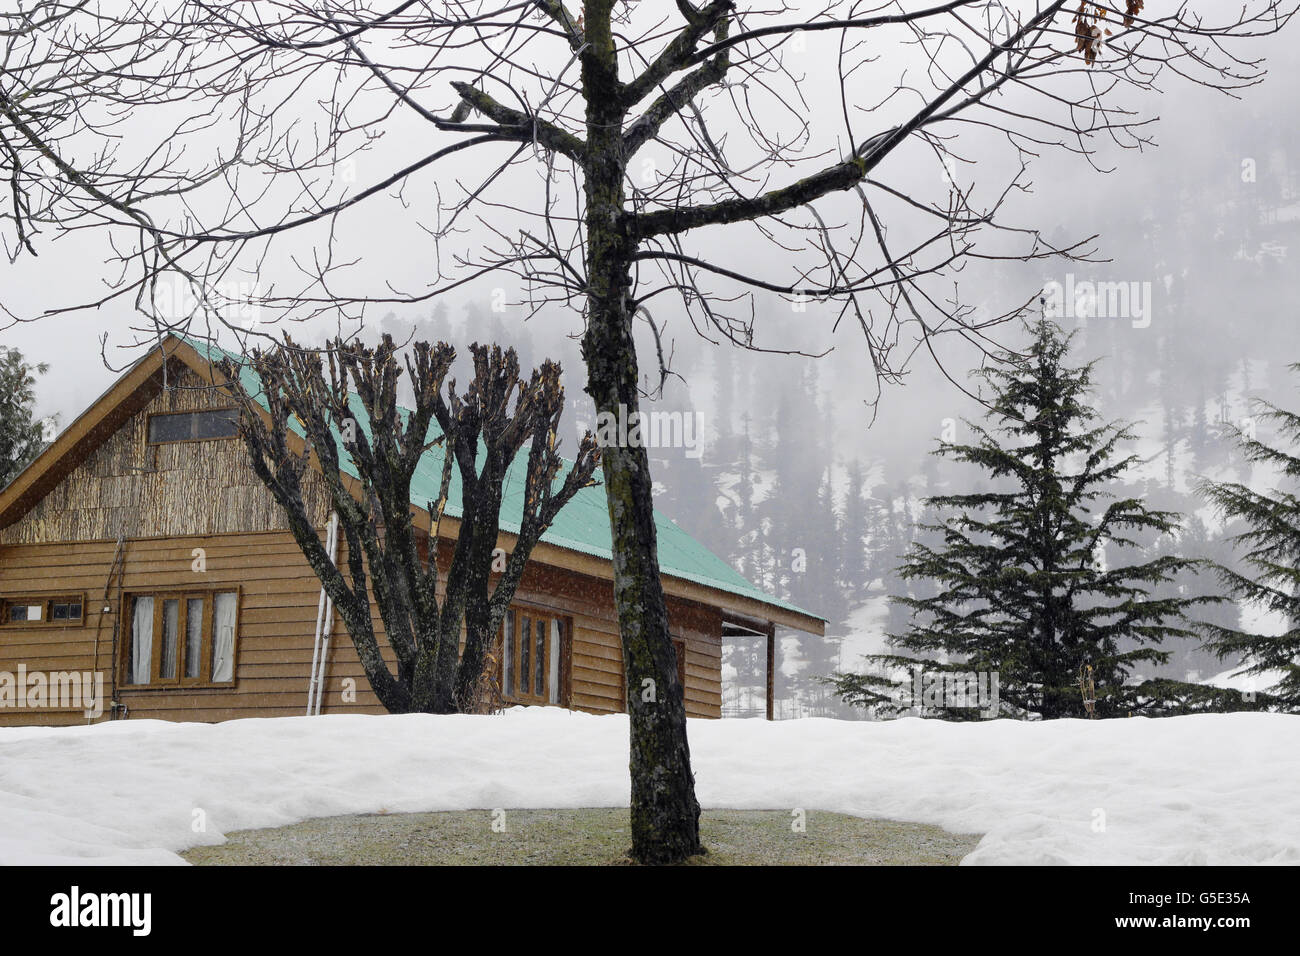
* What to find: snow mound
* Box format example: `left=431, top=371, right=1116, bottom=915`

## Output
left=1, top=708, right=1297, bottom=865
left=1205, top=665, right=1287, bottom=694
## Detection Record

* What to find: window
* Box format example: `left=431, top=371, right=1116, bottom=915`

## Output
left=501, top=609, right=566, bottom=706
left=124, top=589, right=239, bottom=687
left=50, top=598, right=84, bottom=622
left=2, top=595, right=84, bottom=626
left=147, top=409, right=239, bottom=444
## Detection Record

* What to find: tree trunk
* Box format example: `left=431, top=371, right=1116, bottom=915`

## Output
left=426, top=485, right=489, bottom=714
left=580, top=18, right=704, bottom=857
left=583, top=298, right=704, bottom=863
left=455, top=610, right=494, bottom=711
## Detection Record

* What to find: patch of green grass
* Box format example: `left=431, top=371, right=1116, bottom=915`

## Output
left=181, top=808, right=979, bottom=865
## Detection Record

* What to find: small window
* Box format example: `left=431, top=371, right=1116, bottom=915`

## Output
left=501, top=609, right=566, bottom=706
left=147, top=409, right=239, bottom=444
left=123, top=589, right=239, bottom=687
left=7, top=603, right=40, bottom=623
left=2, top=596, right=84, bottom=626
left=50, top=599, right=83, bottom=622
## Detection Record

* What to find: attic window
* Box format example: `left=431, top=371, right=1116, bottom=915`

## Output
left=50, top=598, right=84, bottom=622
left=147, top=409, right=239, bottom=444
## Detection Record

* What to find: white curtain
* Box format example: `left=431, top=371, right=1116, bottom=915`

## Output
left=129, top=597, right=154, bottom=685
left=548, top=619, right=561, bottom=704
left=212, top=592, right=237, bottom=682
left=185, top=598, right=204, bottom=679
left=159, top=600, right=179, bottom=679
left=502, top=611, right=513, bottom=698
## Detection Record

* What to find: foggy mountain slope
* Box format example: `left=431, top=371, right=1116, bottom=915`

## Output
left=212, top=133, right=1300, bottom=715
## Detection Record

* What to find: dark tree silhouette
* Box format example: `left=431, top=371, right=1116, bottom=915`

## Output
left=829, top=320, right=1220, bottom=719
left=1199, top=367, right=1300, bottom=711
left=0, top=346, right=48, bottom=488
left=221, top=335, right=599, bottom=714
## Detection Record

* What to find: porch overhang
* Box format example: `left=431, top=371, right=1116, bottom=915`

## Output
left=722, top=611, right=822, bottom=722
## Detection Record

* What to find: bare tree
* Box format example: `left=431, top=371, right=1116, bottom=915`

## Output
left=0, top=0, right=256, bottom=335
left=221, top=334, right=600, bottom=713
left=8, top=0, right=1295, bottom=863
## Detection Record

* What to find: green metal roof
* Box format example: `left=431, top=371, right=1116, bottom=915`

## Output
left=183, top=336, right=820, bottom=623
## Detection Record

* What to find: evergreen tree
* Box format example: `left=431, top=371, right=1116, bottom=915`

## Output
left=0, top=346, right=49, bottom=489
left=829, top=319, right=1221, bottom=719
left=791, top=466, right=846, bottom=714
left=732, top=413, right=759, bottom=580
left=841, top=460, right=869, bottom=591
left=762, top=362, right=824, bottom=603
left=1198, top=371, right=1300, bottom=710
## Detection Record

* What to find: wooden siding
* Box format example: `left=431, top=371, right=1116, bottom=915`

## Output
left=502, top=561, right=722, bottom=719
left=0, top=531, right=723, bottom=724
left=0, top=365, right=331, bottom=545
left=0, top=364, right=724, bottom=726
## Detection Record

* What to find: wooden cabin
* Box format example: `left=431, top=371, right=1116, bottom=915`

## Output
left=0, top=335, right=822, bottom=726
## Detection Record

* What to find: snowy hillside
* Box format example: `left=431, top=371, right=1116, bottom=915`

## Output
left=2, top=709, right=1297, bottom=866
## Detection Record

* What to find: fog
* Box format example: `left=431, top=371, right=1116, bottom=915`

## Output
left=3, top=2, right=1297, bottom=715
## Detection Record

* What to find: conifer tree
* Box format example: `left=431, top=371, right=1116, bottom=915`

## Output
left=0, top=347, right=49, bottom=489
left=734, top=413, right=758, bottom=580
left=1199, top=372, right=1300, bottom=710
left=842, top=460, right=870, bottom=591
left=830, top=319, right=1220, bottom=719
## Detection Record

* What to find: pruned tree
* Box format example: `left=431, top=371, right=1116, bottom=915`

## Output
left=219, top=334, right=600, bottom=714
left=10, top=0, right=1296, bottom=862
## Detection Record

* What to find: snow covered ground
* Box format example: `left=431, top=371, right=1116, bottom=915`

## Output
left=2, top=708, right=1297, bottom=866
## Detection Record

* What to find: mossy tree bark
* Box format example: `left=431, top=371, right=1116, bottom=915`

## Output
left=579, top=1, right=704, bottom=864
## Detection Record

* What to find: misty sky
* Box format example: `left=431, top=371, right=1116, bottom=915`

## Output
left=3, top=2, right=1297, bottom=468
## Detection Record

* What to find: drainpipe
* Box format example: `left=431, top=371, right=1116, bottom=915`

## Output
left=311, top=577, right=337, bottom=717
left=306, top=512, right=339, bottom=715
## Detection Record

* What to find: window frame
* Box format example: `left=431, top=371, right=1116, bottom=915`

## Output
left=499, top=605, right=571, bottom=708
left=145, top=407, right=241, bottom=446
left=1, top=593, right=86, bottom=627
left=119, top=586, right=241, bottom=690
